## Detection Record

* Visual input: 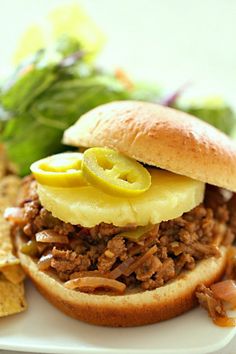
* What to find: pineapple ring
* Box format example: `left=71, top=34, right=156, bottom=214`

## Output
left=37, top=169, right=205, bottom=228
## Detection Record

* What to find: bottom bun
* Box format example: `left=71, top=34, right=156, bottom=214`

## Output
left=17, top=237, right=227, bottom=327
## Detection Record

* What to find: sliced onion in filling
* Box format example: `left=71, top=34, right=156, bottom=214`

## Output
left=108, top=257, right=135, bottom=279
left=123, top=245, right=158, bottom=277
left=4, top=207, right=25, bottom=225
left=64, top=276, right=126, bottom=294
left=70, top=271, right=105, bottom=279
left=211, top=280, right=236, bottom=307
left=38, top=253, right=53, bottom=270
left=36, top=230, right=69, bottom=244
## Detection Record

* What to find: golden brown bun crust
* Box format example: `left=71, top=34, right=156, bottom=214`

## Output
left=17, top=236, right=227, bottom=327
left=63, top=101, right=236, bottom=192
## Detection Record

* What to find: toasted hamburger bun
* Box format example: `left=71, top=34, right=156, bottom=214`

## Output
left=17, top=101, right=236, bottom=326
left=64, top=101, right=236, bottom=192
left=17, top=234, right=227, bottom=327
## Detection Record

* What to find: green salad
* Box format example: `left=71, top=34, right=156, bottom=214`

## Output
left=0, top=4, right=235, bottom=176
left=0, top=36, right=159, bottom=176
left=176, top=96, right=236, bottom=136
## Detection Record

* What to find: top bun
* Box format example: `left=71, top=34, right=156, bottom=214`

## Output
left=63, top=101, right=236, bottom=192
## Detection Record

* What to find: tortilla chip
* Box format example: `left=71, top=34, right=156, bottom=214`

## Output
left=0, top=275, right=27, bottom=317
left=0, top=144, right=8, bottom=180
left=0, top=175, right=21, bottom=209
left=0, top=174, right=27, bottom=316
left=0, top=254, right=19, bottom=267
left=0, top=175, right=21, bottom=267
left=0, top=219, right=19, bottom=261
left=1, top=264, right=25, bottom=284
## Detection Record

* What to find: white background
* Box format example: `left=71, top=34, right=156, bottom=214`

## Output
left=0, top=1, right=236, bottom=353
left=0, top=0, right=236, bottom=103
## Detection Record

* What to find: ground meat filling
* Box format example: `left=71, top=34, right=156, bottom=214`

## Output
left=11, top=179, right=236, bottom=293
left=195, top=284, right=226, bottom=319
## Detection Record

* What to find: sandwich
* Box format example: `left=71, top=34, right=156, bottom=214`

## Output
left=6, top=101, right=236, bottom=326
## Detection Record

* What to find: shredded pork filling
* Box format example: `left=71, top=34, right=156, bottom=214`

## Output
left=9, top=178, right=236, bottom=294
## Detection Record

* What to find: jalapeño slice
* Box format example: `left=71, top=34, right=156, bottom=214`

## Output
left=30, top=152, right=87, bottom=187
left=82, top=147, right=151, bottom=197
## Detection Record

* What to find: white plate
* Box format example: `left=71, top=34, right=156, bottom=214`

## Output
left=0, top=281, right=235, bottom=354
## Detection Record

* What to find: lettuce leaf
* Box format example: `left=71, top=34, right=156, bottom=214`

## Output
left=0, top=36, right=159, bottom=176
left=175, top=96, right=236, bottom=136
